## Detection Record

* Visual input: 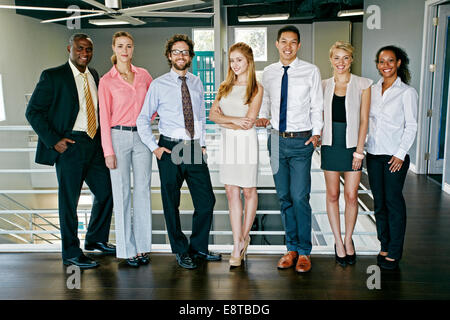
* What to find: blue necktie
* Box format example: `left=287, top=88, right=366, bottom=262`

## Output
left=279, top=66, right=289, bottom=132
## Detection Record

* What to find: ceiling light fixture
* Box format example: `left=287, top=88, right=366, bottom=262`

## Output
left=0, top=5, right=102, bottom=13
left=88, top=19, right=130, bottom=25
left=238, top=13, right=290, bottom=22
left=42, top=13, right=105, bottom=24
left=337, top=9, right=365, bottom=17
left=136, top=11, right=214, bottom=18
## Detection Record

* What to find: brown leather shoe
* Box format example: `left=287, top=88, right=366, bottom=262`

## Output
left=295, top=255, right=312, bottom=273
left=277, top=251, right=298, bottom=269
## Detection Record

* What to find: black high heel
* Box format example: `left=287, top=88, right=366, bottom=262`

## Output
left=137, top=253, right=150, bottom=265
left=335, top=244, right=347, bottom=267
left=345, top=239, right=356, bottom=265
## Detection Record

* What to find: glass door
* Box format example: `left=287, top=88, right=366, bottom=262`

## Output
left=428, top=4, right=450, bottom=177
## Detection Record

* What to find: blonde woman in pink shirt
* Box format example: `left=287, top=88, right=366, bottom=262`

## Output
left=98, top=31, right=153, bottom=267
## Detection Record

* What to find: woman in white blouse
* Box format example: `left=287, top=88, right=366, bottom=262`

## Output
left=367, top=45, right=418, bottom=270
left=321, top=41, right=371, bottom=267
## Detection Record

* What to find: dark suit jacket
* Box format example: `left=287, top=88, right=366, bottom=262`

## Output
left=25, top=62, right=100, bottom=166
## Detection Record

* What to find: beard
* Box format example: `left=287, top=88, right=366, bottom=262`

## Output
left=172, top=59, right=191, bottom=71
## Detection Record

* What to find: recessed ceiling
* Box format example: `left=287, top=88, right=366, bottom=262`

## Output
left=8, top=0, right=363, bottom=28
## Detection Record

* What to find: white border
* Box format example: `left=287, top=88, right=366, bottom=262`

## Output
left=0, top=74, right=5, bottom=122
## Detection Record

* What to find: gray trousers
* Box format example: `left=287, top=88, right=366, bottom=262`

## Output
left=110, top=129, right=152, bottom=259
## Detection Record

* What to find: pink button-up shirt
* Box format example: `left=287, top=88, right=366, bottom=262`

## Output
left=98, top=64, right=153, bottom=157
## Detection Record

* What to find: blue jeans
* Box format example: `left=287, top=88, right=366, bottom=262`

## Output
left=268, top=133, right=314, bottom=255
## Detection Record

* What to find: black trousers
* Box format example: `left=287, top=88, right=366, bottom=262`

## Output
left=366, top=153, right=409, bottom=260
left=156, top=136, right=215, bottom=254
left=55, top=131, right=113, bottom=259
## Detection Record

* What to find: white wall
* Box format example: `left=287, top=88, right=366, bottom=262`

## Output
left=361, top=0, right=426, bottom=167
left=0, top=1, right=70, bottom=192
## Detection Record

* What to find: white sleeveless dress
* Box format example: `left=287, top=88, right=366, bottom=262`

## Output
left=219, top=86, right=258, bottom=188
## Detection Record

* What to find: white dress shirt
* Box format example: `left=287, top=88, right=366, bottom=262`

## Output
left=322, top=74, right=372, bottom=147
left=367, top=77, right=418, bottom=160
left=259, top=58, right=323, bottom=135
left=137, top=69, right=206, bottom=152
left=68, top=60, right=99, bottom=132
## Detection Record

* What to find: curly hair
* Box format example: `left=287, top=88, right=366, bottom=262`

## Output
left=375, top=45, right=411, bottom=85
left=164, top=34, right=195, bottom=67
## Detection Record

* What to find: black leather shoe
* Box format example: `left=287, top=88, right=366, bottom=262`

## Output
left=334, top=245, right=347, bottom=267
left=379, top=258, right=399, bottom=270
left=176, top=253, right=197, bottom=269
left=345, top=240, right=356, bottom=265
left=125, top=257, right=140, bottom=268
left=189, top=249, right=222, bottom=261
left=137, top=253, right=150, bottom=265
left=84, top=242, right=116, bottom=254
left=63, top=254, right=99, bottom=269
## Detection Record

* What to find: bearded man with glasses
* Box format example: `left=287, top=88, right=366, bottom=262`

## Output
left=137, top=34, right=221, bottom=269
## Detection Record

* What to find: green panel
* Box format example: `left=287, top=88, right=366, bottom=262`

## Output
left=192, top=51, right=215, bottom=124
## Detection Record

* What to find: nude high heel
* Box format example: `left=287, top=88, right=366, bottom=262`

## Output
left=240, top=236, right=251, bottom=260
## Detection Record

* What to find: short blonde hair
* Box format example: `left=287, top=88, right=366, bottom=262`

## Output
left=329, top=41, right=354, bottom=59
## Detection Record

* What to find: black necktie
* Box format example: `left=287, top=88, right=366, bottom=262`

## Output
left=279, top=66, right=289, bottom=133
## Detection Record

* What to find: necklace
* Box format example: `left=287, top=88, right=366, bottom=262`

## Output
left=116, top=65, right=132, bottom=81
left=119, top=70, right=131, bottom=80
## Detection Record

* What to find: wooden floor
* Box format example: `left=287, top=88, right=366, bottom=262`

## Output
left=0, top=172, right=449, bottom=301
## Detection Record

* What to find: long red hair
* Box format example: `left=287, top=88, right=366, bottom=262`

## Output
left=217, top=42, right=258, bottom=105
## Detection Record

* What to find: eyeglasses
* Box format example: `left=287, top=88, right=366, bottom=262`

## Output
left=171, top=49, right=190, bottom=56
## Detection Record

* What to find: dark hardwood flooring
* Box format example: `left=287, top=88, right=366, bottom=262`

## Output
left=0, top=172, right=449, bottom=301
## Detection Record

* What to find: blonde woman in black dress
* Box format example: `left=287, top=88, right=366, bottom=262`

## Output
left=321, top=41, right=371, bottom=266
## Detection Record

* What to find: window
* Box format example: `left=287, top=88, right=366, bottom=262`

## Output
left=0, top=75, right=5, bottom=121
left=193, top=28, right=214, bottom=51
left=234, top=27, right=267, bottom=61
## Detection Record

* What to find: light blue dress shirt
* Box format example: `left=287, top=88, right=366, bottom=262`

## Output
left=137, top=69, right=206, bottom=152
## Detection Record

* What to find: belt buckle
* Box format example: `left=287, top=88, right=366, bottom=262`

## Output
left=281, top=132, right=287, bottom=138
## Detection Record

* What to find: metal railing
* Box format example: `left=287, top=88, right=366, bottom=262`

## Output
left=0, top=125, right=378, bottom=254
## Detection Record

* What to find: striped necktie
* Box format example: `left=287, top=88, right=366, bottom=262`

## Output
left=81, top=73, right=97, bottom=139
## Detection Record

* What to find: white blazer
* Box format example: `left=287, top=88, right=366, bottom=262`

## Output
left=321, top=74, right=372, bottom=148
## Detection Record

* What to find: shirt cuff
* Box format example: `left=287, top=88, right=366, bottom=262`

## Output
left=394, top=149, right=407, bottom=161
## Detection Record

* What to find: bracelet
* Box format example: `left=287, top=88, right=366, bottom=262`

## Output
left=353, top=152, right=365, bottom=160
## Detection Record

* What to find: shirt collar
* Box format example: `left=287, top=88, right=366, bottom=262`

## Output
left=376, top=76, right=402, bottom=88
left=170, top=68, right=190, bottom=82
left=277, top=57, right=299, bottom=69
left=68, top=59, right=91, bottom=78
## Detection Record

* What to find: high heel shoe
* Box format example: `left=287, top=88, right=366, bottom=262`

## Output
left=335, top=244, right=347, bottom=267
left=240, top=236, right=251, bottom=260
left=229, top=255, right=242, bottom=267
left=345, top=239, right=356, bottom=265
left=137, top=253, right=150, bottom=265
